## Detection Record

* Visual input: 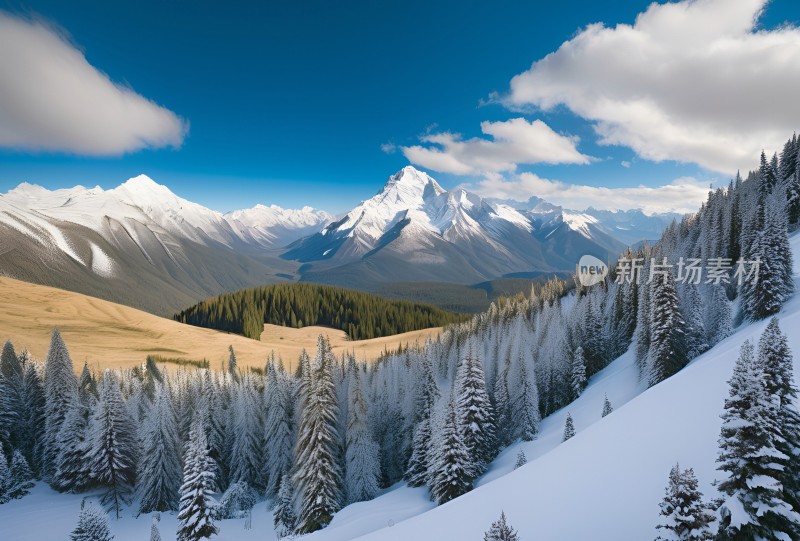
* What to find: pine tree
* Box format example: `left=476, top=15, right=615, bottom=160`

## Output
left=18, top=358, right=44, bottom=475
left=430, top=395, right=472, bottom=505
left=0, top=340, right=22, bottom=455
left=138, top=384, right=182, bottom=514
left=227, top=345, right=238, bottom=380
left=602, top=394, right=613, bottom=418
left=683, top=284, right=708, bottom=360
left=7, top=449, right=34, bottom=499
left=570, top=346, right=587, bottom=398
left=150, top=514, right=162, bottom=541
left=263, top=362, right=294, bottom=498
left=562, top=413, right=575, bottom=442
left=70, top=501, right=114, bottom=541
left=0, top=374, right=12, bottom=458
left=513, top=450, right=527, bottom=469
left=757, top=318, right=800, bottom=522
left=177, top=419, right=218, bottom=541
left=716, top=340, right=800, bottom=539
left=43, top=329, right=79, bottom=481
left=87, top=371, right=138, bottom=519
left=0, top=451, right=9, bottom=504
left=705, top=284, right=732, bottom=347
left=229, top=377, right=263, bottom=489
left=273, top=474, right=297, bottom=538
left=484, top=511, right=519, bottom=541
left=655, top=464, right=714, bottom=540
left=405, top=415, right=432, bottom=488
left=344, top=371, right=380, bottom=504
left=292, top=337, right=343, bottom=533
left=648, top=259, right=688, bottom=386
left=456, top=353, right=496, bottom=473
left=53, top=398, right=92, bottom=493
left=492, top=358, right=512, bottom=447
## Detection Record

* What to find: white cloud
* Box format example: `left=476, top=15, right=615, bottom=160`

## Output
left=401, top=118, right=591, bottom=177
left=474, top=173, right=710, bottom=215
left=0, top=11, right=187, bottom=155
left=380, top=143, right=397, bottom=154
left=507, top=0, right=800, bottom=174
left=621, top=160, right=632, bottom=168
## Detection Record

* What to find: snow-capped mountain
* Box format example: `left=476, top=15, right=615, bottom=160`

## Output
left=0, top=175, right=325, bottom=314
left=284, top=166, right=626, bottom=287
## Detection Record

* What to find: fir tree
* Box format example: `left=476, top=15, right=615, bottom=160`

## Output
left=492, top=358, right=512, bottom=447
left=177, top=419, right=218, bottom=541
left=683, top=284, right=708, bottom=360
left=562, top=413, right=575, bottom=442
left=0, top=340, right=22, bottom=454
left=706, top=284, right=732, bottom=347
left=405, top=415, right=432, bottom=488
left=648, top=258, right=688, bottom=386
left=8, top=449, right=34, bottom=499
left=70, top=501, right=114, bottom=541
left=570, top=346, right=587, bottom=398
left=602, top=394, right=613, bottom=418
left=484, top=511, right=520, bottom=541
left=229, top=377, right=263, bottom=489
left=0, top=451, right=9, bottom=504
left=513, top=450, right=527, bottom=469
left=430, top=395, right=472, bottom=505
left=18, top=358, right=45, bottom=475
left=227, top=345, right=238, bottom=380
left=53, top=398, right=92, bottom=493
left=655, top=464, right=714, bottom=540
left=292, top=337, right=343, bottom=533
left=263, top=362, right=294, bottom=498
left=87, top=371, right=138, bottom=519
left=455, top=354, right=496, bottom=473
left=273, top=474, right=297, bottom=538
left=43, top=329, right=79, bottom=481
left=716, top=340, right=800, bottom=539
left=138, top=385, right=182, bottom=514
left=344, top=371, right=380, bottom=504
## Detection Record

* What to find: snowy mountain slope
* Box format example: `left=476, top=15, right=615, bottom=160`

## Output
left=0, top=176, right=311, bottom=314
left=343, top=231, right=800, bottom=541
left=285, top=166, right=626, bottom=287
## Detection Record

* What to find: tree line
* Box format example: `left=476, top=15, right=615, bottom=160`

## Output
left=173, top=282, right=469, bottom=340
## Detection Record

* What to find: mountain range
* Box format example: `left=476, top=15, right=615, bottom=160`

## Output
left=0, top=166, right=676, bottom=315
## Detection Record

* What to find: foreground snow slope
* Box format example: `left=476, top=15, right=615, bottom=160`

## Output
left=352, top=232, right=800, bottom=541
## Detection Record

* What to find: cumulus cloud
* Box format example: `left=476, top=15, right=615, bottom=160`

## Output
left=0, top=11, right=187, bottom=155
left=474, top=173, right=709, bottom=215
left=401, top=118, right=591, bottom=177
left=507, top=0, right=800, bottom=173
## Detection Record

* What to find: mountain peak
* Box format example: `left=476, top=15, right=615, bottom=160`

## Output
left=380, top=166, right=445, bottom=202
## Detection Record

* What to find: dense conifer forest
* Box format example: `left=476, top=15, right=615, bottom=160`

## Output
left=173, top=283, right=469, bottom=340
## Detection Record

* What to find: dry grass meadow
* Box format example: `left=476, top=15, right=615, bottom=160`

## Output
left=0, top=277, right=442, bottom=373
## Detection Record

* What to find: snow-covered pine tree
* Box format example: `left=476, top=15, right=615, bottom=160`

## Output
left=292, top=336, right=343, bottom=534
left=716, top=340, right=800, bottom=539
left=150, top=513, right=162, bottom=541
left=705, top=284, right=732, bottom=348
left=0, top=451, right=9, bottom=503
left=602, top=394, right=613, bottom=418
left=562, top=413, right=575, bottom=442
left=648, top=256, right=688, bottom=386
left=8, top=449, right=34, bottom=499
left=87, top=371, right=138, bottom=518
left=483, top=511, right=520, bottom=541
left=414, top=346, right=440, bottom=422
left=138, top=384, right=182, bottom=514
left=228, top=376, right=263, bottom=490
left=430, top=395, right=472, bottom=505
left=273, top=474, right=297, bottom=538
left=0, top=374, right=12, bottom=458
left=683, top=283, right=708, bottom=360
left=18, top=356, right=45, bottom=475
left=405, top=415, right=432, bottom=488
left=0, top=340, right=22, bottom=455
left=570, top=346, right=587, bottom=398
left=511, top=360, right=539, bottom=442
left=177, top=419, right=218, bottom=541
left=43, top=329, right=79, bottom=481
left=455, top=353, right=496, bottom=473
left=492, top=357, right=512, bottom=447
left=70, top=501, right=114, bottom=541
left=654, top=463, right=714, bottom=540
left=757, top=318, right=800, bottom=519
left=344, top=370, right=379, bottom=504
left=52, top=398, right=92, bottom=493
left=263, top=361, right=294, bottom=499
left=513, top=450, right=527, bottom=469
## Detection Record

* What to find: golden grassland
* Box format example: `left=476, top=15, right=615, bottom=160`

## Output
left=0, top=277, right=442, bottom=373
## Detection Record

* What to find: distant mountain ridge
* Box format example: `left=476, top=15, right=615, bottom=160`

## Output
left=0, top=168, right=674, bottom=315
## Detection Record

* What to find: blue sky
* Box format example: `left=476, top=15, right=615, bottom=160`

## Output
left=0, top=0, right=798, bottom=214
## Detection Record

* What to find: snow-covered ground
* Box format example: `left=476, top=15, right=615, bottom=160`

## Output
left=2, top=232, right=798, bottom=540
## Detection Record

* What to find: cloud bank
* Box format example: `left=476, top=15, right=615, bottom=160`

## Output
left=507, top=0, right=800, bottom=173
left=401, top=118, right=590, bottom=177
left=0, top=11, right=187, bottom=155
left=474, top=173, right=709, bottom=215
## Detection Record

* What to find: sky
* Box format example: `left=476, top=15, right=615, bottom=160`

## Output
left=0, top=0, right=798, bottom=214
